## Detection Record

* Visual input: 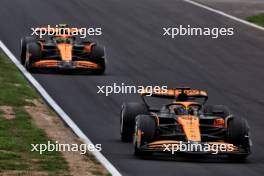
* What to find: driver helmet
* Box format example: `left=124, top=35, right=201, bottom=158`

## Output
left=55, top=37, right=71, bottom=44
left=173, top=105, right=188, bottom=115
left=188, top=105, right=200, bottom=116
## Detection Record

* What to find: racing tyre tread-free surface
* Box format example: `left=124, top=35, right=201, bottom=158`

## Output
left=25, top=42, right=41, bottom=72
left=90, top=45, right=105, bottom=75
left=134, top=115, right=156, bottom=156
left=20, top=36, right=37, bottom=65
left=226, top=117, right=250, bottom=160
left=120, top=102, right=148, bottom=142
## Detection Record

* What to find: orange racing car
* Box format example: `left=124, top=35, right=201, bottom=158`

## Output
left=120, top=87, right=251, bottom=159
left=20, top=24, right=106, bottom=74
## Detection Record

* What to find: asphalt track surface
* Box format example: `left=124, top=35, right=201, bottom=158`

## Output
left=1, top=0, right=264, bottom=175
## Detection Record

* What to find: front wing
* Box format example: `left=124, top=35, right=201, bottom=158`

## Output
left=31, top=60, right=101, bottom=70
left=139, top=140, right=249, bottom=155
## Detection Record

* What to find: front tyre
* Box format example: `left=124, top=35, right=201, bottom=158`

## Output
left=90, top=45, right=106, bottom=75
left=133, top=115, right=156, bottom=156
left=226, top=117, right=251, bottom=160
left=120, top=103, right=148, bottom=142
left=25, top=43, right=41, bottom=72
left=20, top=37, right=37, bottom=65
left=93, top=59, right=105, bottom=75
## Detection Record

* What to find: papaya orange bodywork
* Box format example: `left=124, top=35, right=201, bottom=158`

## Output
left=33, top=60, right=99, bottom=69
left=146, top=140, right=239, bottom=152
left=213, top=118, right=225, bottom=126
left=57, top=43, right=72, bottom=61
left=137, top=129, right=141, bottom=146
left=76, top=61, right=99, bottom=69
left=177, top=115, right=201, bottom=142
left=33, top=60, right=59, bottom=67
left=141, top=88, right=208, bottom=97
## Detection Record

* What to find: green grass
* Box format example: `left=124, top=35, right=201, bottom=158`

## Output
left=245, top=13, right=264, bottom=27
left=0, top=51, right=38, bottom=106
left=0, top=50, right=70, bottom=175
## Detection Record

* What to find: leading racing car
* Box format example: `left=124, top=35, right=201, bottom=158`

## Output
left=120, top=87, right=251, bottom=159
left=20, top=24, right=106, bottom=74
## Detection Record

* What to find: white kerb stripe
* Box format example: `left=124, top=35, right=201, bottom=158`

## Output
left=184, top=0, right=264, bottom=31
left=0, top=40, right=122, bottom=176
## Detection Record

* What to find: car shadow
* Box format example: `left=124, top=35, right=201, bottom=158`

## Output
left=135, top=153, right=251, bottom=164
left=30, top=69, right=107, bottom=76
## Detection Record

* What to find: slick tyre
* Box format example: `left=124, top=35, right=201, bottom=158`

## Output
left=226, top=117, right=250, bottom=160
left=25, top=43, right=41, bottom=72
left=20, top=37, right=37, bottom=65
left=120, top=103, right=148, bottom=142
left=90, top=45, right=105, bottom=75
left=134, top=115, right=156, bottom=156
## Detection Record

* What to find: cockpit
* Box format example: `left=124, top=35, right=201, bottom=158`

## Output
left=167, top=102, right=202, bottom=116
left=52, top=36, right=74, bottom=44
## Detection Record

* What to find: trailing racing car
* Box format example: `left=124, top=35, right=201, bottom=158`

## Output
left=120, top=87, right=251, bottom=159
left=20, top=24, right=106, bottom=74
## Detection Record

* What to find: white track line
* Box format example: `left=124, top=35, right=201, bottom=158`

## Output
left=184, top=0, right=264, bottom=31
left=0, top=40, right=122, bottom=176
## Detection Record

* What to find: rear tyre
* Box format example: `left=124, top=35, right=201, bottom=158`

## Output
left=226, top=117, right=250, bottom=160
left=134, top=115, right=156, bottom=156
left=203, top=105, right=230, bottom=118
left=120, top=103, right=148, bottom=142
left=20, top=37, right=37, bottom=65
left=25, top=43, right=41, bottom=72
left=90, top=45, right=105, bottom=75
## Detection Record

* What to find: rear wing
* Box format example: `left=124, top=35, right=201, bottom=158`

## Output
left=140, top=87, right=208, bottom=105
left=141, top=87, right=207, bottom=97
